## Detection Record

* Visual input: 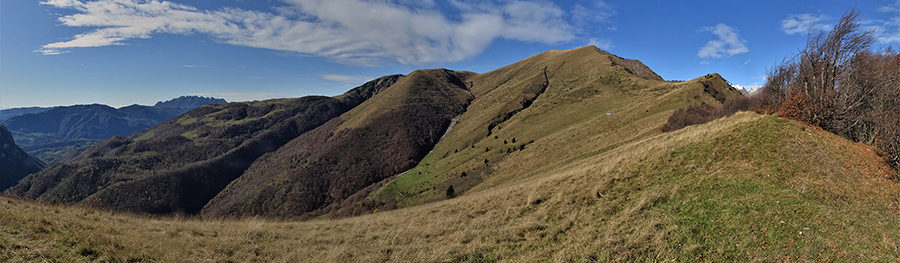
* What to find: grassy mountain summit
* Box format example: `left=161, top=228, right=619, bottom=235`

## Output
left=370, top=46, right=741, bottom=207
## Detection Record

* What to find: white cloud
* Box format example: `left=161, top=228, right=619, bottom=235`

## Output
left=189, top=92, right=296, bottom=102
left=877, top=0, right=899, bottom=13
left=322, top=74, right=374, bottom=86
left=38, top=0, right=585, bottom=65
left=781, top=13, right=830, bottom=35
left=35, top=49, right=70, bottom=55
left=871, top=17, right=900, bottom=44
left=587, top=38, right=614, bottom=50
left=697, top=23, right=748, bottom=59
left=571, top=1, right=615, bottom=27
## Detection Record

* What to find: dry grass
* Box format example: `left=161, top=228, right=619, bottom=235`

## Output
left=372, top=46, right=736, bottom=206
left=4, top=112, right=899, bottom=262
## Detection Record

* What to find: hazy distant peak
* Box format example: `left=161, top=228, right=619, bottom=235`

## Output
left=154, top=96, right=227, bottom=109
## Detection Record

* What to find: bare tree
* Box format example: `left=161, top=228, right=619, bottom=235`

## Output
left=788, top=9, right=876, bottom=127
left=762, top=8, right=900, bottom=175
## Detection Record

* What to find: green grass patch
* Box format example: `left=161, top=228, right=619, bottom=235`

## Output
left=134, top=129, right=156, bottom=141
left=181, top=130, right=199, bottom=141
left=631, top=116, right=900, bottom=261
left=176, top=116, right=198, bottom=126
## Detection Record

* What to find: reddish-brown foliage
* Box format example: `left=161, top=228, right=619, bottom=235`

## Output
left=663, top=96, right=761, bottom=132
left=757, top=8, right=900, bottom=176
left=662, top=104, right=717, bottom=132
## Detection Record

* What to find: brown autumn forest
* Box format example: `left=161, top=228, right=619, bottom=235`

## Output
left=664, top=9, right=900, bottom=176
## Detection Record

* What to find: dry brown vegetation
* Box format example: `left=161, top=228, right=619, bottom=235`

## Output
left=758, top=9, right=900, bottom=174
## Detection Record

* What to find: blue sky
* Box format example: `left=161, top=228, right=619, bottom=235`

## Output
left=1, top=0, right=898, bottom=108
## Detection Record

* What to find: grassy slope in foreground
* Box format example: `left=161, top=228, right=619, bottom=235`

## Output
left=3, top=112, right=898, bottom=262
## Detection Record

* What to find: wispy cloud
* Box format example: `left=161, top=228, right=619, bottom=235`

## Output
left=35, top=49, right=70, bottom=55
left=877, top=0, right=899, bottom=13
left=697, top=23, right=748, bottom=59
left=37, top=0, right=600, bottom=65
left=781, top=13, right=830, bottom=35
left=322, top=74, right=374, bottom=87
left=587, top=38, right=614, bottom=50
left=571, top=1, right=616, bottom=27
left=866, top=15, right=900, bottom=44
left=189, top=92, right=297, bottom=102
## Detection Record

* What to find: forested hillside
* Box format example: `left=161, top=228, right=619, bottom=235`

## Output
left=3, top=76, right=400, bottom=215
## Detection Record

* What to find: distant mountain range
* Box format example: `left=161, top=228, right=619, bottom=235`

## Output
left=0, top=96, right=226, bottom=165
left=0, top=107, right=58, bottom=122
left=154, top=95, right=227, bottom=109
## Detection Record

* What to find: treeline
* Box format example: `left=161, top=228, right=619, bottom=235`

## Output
left=664, top=9, right=900, bottom=175
left=757, top=9, right=899, bottom=174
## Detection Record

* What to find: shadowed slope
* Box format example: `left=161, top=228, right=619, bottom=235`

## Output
left=3, top=76, right=401, bottom=215
left=0, top=125, right=45, bottom=191
left=202, top=69, right=474, bottom=219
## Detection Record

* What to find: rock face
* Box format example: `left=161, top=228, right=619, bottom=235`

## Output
left=0, top=125, right=45, bottom=191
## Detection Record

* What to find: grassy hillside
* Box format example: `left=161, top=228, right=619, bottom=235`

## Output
left=3, top=113, right=898, bottom=262
left=370, top=46, right=742, bottom=208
